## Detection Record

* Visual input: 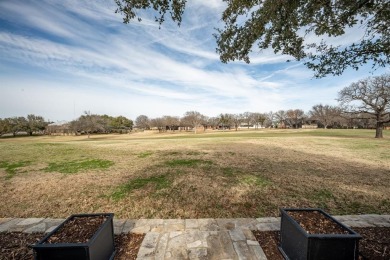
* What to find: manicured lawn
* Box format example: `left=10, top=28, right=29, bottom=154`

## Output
left=0, top=129, right=389, bottom=218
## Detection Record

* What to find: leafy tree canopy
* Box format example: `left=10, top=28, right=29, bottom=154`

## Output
left=115, top=0, right=390, bottom=77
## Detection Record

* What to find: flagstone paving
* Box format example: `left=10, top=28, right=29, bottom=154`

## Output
left=0, top=214, right=389, bottom=259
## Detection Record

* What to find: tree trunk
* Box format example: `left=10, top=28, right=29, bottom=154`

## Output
left=375, top=122, right=383, bottom=138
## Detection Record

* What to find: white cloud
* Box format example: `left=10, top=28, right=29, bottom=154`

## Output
left=0, top=0, right=388, bottom=121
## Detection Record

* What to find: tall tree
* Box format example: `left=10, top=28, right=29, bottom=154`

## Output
left=286, top=109, right=305, bottom=129
left=310, top=104, right=342, bottom=129
left=207, top=117, right=220, bottom=130
left=275, top=110, right=287, bottom=128
left=338, top=74, right=390, bottom=138
left=71, top=112, right=106, bottom=138
left=110, top=116, right=133, bottom=133
left=26, top=114, right=48, bottom=136
left=0, top=118, right=10, bottom=136
left=219, top=113, right=233, bottom=130
left=181, top=111, right=205, bottom=134
left=163, top=115, right=180, bottom=131
left=252, top=112, right=267, bottom=129
left=5, top=117, right=28, bottom=137
left=242, top=112, right=253, bottom=128
left=115, top=1, right=390, bottom=77
left=150, top=117, right=166, bottom=132
left=266, top=111, right=276, bottom=128
left=231, top=114, right=243, bottom=131
left=135, top=115, right=151, bottom=130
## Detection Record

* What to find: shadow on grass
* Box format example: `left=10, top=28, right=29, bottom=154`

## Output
left=107, top=144, right=390, bottom=218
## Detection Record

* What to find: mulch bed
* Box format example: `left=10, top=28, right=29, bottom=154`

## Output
left=45, top=215, right=108, bottom=244
left=253, top=227, right=390, bottom=260
left=0, top=232, right=145, bottom=260
left=115, top=233, right=145, bottom=260
left=287, top=210, right=349, bottom=234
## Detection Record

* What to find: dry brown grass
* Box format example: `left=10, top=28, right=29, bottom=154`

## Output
left=0, top=129, right=389, bottom=218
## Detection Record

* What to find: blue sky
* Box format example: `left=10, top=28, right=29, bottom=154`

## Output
left=0, top=0, right=388, bottom=122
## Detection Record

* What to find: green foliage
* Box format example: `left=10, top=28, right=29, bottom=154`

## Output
left=164, top=159, right=213, bottom=167
left=26, top=114, right=48, bottom=135
left=44, top=159, right=114, bottom=174
left=0, top=161, right=31, bottom=179
left=115, top=0, right=390, bottom=77
left=109, top=115, right=133, bottom=130
left=111, top=175, right=171, bottom=200
left=217, top=1, right=390, bottom=77
left=0, top=115, right=48, bottom=136
left=115, top=0, right=186, bottom=25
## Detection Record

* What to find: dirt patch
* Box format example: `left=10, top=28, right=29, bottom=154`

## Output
left=287, top=210, right=349, bottom=234
left=253, top=227, right=390, bottom=260
left=115, top=233, right=145, bottom=260
left=252, top=230, right=283, bottom=260
left=0, top=232, right=144, bottom=260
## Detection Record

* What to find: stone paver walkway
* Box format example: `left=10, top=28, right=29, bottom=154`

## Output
left=1, top=215, right=389, bottom=259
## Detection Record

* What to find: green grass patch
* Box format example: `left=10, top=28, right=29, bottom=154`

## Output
left=165, top=159, right=213, bottom=167
left=0, top=161, right=31, bottom=179
left=222, top=167, right=236, bottom=176
left=111, top=175, right=171, bottom=200
left=137, top=151, right=153, bottom=158
left=44, top=159, right=114, bottom=174
left=240, top=175, right=270, bottom=187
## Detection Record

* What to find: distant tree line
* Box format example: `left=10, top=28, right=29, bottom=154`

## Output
left=134, top=74, right=390, bottom=138
left=68, top=112, right=133, bottom=138
left=0, top=115, right=50, bottom=137
left=134, top=107, right=382, bottom=132
left=1, top=74, right=389, bottom=138
left=0, top=113, right=133, bottom=138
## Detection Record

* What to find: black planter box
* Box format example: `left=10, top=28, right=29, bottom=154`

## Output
left=279, top=208, right=361, bottom=260
left=32, top=213, right=115, bottom=260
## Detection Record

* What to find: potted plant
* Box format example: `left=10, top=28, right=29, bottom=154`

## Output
left=279, top=208, right=361, bottom=260
left=32, top=213, right=115, bottom=260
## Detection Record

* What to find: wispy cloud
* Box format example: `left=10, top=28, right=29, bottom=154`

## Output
left=0, top=0, right=387, bottom=121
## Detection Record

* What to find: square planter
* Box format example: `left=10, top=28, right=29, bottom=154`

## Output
left=32, top=213, right=115, bottom=260
left=279, top=208, right=361, bottom=260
